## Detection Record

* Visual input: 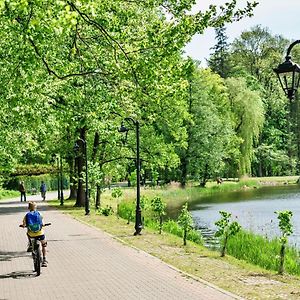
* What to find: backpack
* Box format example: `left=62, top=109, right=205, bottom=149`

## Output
left=26, top=211, right=42, bottom=232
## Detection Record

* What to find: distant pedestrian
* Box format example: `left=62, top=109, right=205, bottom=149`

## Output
left=19, top=181, right=26, bottom=202
left=40, top=181, right=47, bottom=201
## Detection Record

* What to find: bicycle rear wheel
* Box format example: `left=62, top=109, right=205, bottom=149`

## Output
left=34, top=244, right=41, bottom=276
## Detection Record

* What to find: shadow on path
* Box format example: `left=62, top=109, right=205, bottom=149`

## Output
left=0, top=271, right=35, bottom=279
left=0, top=251, right=28, bottom=262
left=0, top=202, right=54, bottom=216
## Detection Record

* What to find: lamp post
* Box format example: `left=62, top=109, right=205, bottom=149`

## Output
left=274, top=41, right=300, bottom=175
left=274, top=40, right=300, bottom=100
left=51, top=154, right=61, bottom=202
left=74, top=138, right=90, bottom=215
left=119, top=118, right=142, bottom=235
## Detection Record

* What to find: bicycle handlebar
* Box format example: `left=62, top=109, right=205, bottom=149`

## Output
left=19, top=223, right=51, bottom=228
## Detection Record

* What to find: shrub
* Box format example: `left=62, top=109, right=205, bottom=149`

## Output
left=118, top=202, right=135, bottom=224
left=99, top=206, right=114, bottom=216
left=215, top=211, right=241, bottom=257
left=177, top=203, right=195, bottom=246
left=5, top=174, right=69, bottom=192
left=150, top=196, right=166, bottom=234
left=275, top=210, right=293, bottom=274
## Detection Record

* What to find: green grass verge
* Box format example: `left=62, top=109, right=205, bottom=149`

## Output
left=0, top=190, right=19, bottom=200
left=227, top=230, right=300, bottom=276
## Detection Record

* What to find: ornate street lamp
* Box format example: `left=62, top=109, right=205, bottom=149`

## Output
left=74, top=138, right=90, bottom=215
left=119, top=118, right=142, bottom=235
left=274, top=40, right=300, bottom=100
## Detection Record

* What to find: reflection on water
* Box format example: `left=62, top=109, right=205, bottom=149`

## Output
left=188, top=185, right=300, bottom=248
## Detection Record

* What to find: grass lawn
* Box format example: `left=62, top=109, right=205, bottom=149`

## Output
left=0, top=190, right=19, bottom=201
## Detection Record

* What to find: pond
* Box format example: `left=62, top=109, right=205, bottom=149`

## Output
left=187, top=185, right=300, bottom=248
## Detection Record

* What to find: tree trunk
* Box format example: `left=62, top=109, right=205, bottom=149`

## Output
left=200, top=164, right=209, bottom=187
left=183, top=229, right=187, bottom=246
left=95, top=184, right=101, bottom=210
left=74, top=127, right=86, bottom=207
left=180, top=154, right=188, bottom=188
left=221, top=235, right=228, bottom=257
left=159, top=215, right=163, bottom=234
left=278, top=243, right=285, bottom=275
left=68, top=155, right=77, bottom=200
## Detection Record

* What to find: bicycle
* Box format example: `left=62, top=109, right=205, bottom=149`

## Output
left=19, top=223, right=51, bottom=276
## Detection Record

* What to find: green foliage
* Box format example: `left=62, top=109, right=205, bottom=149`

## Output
left=5, top=174, right=69, bottom=192
left=10, top=164, right=57, bottom=176
left=208, top=26, right=231, bottom=78
left=275, top=210, right=293, bottom=274
left=111, top=187, right=123, bottom=199
left=276, top=210, right=293, bottom=240
left=162, top=220, right=203, bottom=245
left=117, top=198, right=202, bottom=244
left=111, top=187, right=123, bottom=216
left=99, top=205, right=114, bottom=216
left=177, top=202, right=194, bottom=245
left=226, top=77, right=264, bottom=176
left=0, top=189, right=19, bottom=200
left=186, top=67, right=236, bottom=186
left=227, top=230, right=300, bottom=276
left=0, top=0, right=259, bottom=196
left=150, top=196, right=166, bottom=234
left=118, top=201, right=135, bottom=224
left=215, top=210, right=241, bottom=257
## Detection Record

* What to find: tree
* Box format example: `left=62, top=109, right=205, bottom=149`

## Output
left=215, top=210, right=241, bottom=257
left=275, top=210, right=293, bottom=275
left=229, top=25, right=292, bottom=176
left=185, top=67, right=237, bottom=186
left=151, top=196, right=166, bottom=234
left=207, top=26, right=231, bottom=78
left=0, top=0, right=258, bottom=196
left=226, top=77, right=264, bottom=176
left=177, top=203, right=194, bottom=246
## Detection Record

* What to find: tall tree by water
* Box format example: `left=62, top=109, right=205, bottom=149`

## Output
left=226, top=77, right=264, bottom=176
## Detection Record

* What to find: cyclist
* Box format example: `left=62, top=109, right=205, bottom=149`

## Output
left=22, top=201, right=48, bottom=267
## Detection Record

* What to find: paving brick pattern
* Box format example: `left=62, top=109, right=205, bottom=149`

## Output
left=0, top=193, right=241, bottom=300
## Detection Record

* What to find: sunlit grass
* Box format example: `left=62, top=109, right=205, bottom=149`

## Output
left=227, top=230, right=300, bottom=275
left=0, top=190, right=19, bottom=201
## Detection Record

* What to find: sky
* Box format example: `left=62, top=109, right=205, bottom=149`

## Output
left=184, top=0, right=300, bottom=65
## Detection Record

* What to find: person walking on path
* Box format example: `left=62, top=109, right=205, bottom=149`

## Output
left=19, top=181, right=26, bottom=202
left=40, top=181, right=47, bottom=201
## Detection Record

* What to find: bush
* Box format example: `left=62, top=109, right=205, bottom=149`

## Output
left=118, top=201, right=135, bottom=224
left=99, top=206, right=114, bottom=216
left=163, top=220, right=203, bottom=245
left=4, top=174, right=69, bottom=192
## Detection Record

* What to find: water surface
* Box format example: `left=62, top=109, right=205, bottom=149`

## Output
left=188, top=185, right=300, bottom=247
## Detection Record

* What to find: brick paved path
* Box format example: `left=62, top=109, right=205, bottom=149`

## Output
left=0, top=193, right=242, bottom=300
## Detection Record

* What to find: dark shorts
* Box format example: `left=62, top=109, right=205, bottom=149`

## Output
left=27, top=234, right=45, bottom=241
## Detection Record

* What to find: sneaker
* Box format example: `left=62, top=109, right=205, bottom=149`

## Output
left=42, top=259, right=48, bottom=267
left=27, top=246, right=32, bottom=252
